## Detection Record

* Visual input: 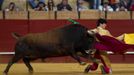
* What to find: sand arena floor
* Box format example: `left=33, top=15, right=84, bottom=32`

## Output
left=0, top=63, right=134, bottom=75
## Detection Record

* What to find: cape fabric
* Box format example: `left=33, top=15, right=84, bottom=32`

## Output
left=95, top=33, right=134, bottom=54
left=124, top=33, right=134, bottom=44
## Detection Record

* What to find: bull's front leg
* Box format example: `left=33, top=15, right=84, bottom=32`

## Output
left=70, top=53, right=86, bottom=65
left=80, top=50, right=100, bottom=63
left=69, top=43, right=86, bottom=65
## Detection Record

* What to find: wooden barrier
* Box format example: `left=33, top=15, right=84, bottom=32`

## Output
left=107, top=11, right=131, bottom=20
left=5, top=11, right=28, bottom=19
left=30, top=11, right=55, bottom=20
left=132, top=11, right=134, bottom=20
left=100, top=11, right=106, bottom=19
left=80, top=10, right=103, bottom=19
left=56, top=11, right=78, bottom=19
left=0, top=11, right=3, bottom=19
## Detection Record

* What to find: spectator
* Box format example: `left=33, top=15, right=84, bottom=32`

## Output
left=0, top=0, right=4, bottom=10
left=98, top=2, right=113, bottom=11
left=57, top=0, right=72, bottom=11
left=109, top=0, right=116, bottom=4
left=130, top=0, right=134, bottom=11
left=83, top=0, right=93, bottom=9
left=108, top=0, right=119, bottom=11
left=115, top=4, right=127, bottom=11
left=47, top=0, right=56, bottom=11
left=119, top=0, right=131, bottom=10
left=28, top=0, right=45, bottom=9
left=94, top=0, right=102, bottom=9
left=4, top=2, right=23, bottom=12
left=34, top=2, right=48, bottom=11
left=77, top=0, right=89, bottom=11
left=81, top=0, right=101, bottom=9
left=103, top=0, right=109, bottom=3
left=92, top=0, right=101, bottom=9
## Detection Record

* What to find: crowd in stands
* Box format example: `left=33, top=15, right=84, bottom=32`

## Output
left=4, top=2, right=23, bottom=11
left=0, top=0, right=134, bottom=12
left=87, top=0, right=134, bottom=11
left=0, top=0, right=4, bottom=10
left=57, top=0, right=72, bottom=11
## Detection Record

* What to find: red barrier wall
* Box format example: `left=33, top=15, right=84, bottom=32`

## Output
left=0, top=19, right=134, bottom=63
left=0, top=20, right=28, bottom=52
left=0, top=19, right=134, bottom=52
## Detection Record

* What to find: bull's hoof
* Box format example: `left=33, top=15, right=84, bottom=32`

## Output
left=3, top=72, right=8, bottom=75
left=29, top=69, right=33, bottom=74
left=100, top=65, right=107, bottom=74
left=84, top=65, right=91, bottom=73
left=80, top=62, right=86, bottom=65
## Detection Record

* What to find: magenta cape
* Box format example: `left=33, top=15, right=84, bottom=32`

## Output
left=95, top=33, right=134, bottom=54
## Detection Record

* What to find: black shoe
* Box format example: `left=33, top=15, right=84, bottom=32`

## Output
left=84, top=65, right=91, bottom=73
left=100, top=65, right=106, bottom=74
left=100, top=65, right=112, bottom=74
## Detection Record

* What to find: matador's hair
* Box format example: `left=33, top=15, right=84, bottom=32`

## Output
left=97, top=18, right=107, bottom=27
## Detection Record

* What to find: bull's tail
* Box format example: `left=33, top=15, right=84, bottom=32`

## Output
left=12, top=32, right=21, bottom=40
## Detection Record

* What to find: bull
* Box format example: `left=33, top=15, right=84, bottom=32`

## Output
left=4, top=24, right=96, bottom=74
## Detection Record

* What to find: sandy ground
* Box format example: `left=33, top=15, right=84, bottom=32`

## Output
left=0, top=63, right=134, bottom=75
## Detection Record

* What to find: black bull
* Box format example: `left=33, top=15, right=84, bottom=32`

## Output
left=4, top=24, right=96, bottom=74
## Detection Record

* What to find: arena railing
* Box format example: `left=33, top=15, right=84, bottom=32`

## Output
left=107, top=11, right=131, bottom=20
left=56, top=11, right=79, bottom=19
left=0, top=10, right=133, bottom=20
left=4, top=11, right=28, bottom=20
left=132, top=11, right=134, bottom=20
left=79, top=10, right=106, bottom=19
left=29, top=11, right=55, bottom=20
left=0, top=11, right=3, bottom=19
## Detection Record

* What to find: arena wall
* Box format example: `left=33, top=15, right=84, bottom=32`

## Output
left=0, top=19, right=134, bottom=63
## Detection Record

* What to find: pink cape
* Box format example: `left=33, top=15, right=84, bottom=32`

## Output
left=95, top=33, right=134, bottom=54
